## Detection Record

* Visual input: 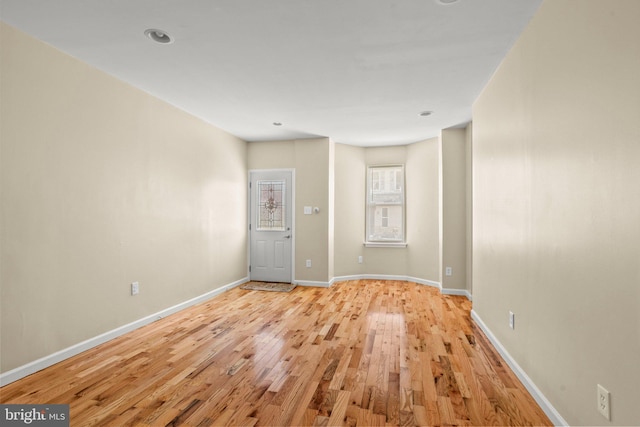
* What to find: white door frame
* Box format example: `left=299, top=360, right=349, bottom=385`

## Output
left=248, top=169, right=295, bottom=283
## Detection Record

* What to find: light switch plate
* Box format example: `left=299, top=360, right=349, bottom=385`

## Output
left=304, top=206, right=312, bottom=215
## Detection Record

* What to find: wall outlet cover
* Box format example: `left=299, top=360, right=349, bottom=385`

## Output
left=597, top=384, right=611, bottom=420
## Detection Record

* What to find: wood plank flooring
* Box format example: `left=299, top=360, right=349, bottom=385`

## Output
left=0, top=280, right=552, bottom=426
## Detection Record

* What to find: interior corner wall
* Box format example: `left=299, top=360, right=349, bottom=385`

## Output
left=406, top=138, right=440, bottom=283
left=327, top=140, right=336, bottom=280
left=0, top=23, right=248, bottom=373
left=247, top=138, right=332, bottom=283
left=333, top=144, right=366, bottom=277
left=472, top=0, right=640, bottom=425
left=441, top=129, right=467, bottom=290
left=465, top=123, right=473, bottom=296
left=295, top=139, right=331, bottom=282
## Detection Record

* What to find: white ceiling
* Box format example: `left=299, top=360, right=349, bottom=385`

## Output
left=0, top=0, right=542, bottom=147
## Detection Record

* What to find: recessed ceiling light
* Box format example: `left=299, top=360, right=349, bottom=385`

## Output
left=419, top=111, right=433, bottom=117
left=273, top=122, right=283, bottom=126
left=436, top=0, right=459, bottom=5
left=144, top=29, right=173, bottom=44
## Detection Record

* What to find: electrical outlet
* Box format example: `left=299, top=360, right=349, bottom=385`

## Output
left=597, top=384, right=610, bottom=420
left=306, top=259, right=312, bottom=268
left=131, top=281, right=139, bottom=296
left=358, top=256, right=363, bottom=264
left=509, top=311, right=515, bottom=329
left=445, top=267, right=452, bottom=276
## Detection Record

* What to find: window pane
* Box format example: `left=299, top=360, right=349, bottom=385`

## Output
left=257, top=180, right=285, bottom=231
left=366, top=165, right=404, bottom=242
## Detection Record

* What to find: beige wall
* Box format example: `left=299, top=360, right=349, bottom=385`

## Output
left=327, top=140, right=335, bottom=280
left=334, top=141, right=442, bottom=283
left=247, top=138, right=332, bottom=283
left=441, top=129, right=467, bottom=290
left=0, top=23, right=248, bottom=373
left=472, top=0, right=640, bottom=425
left=333, top=144, right=366, bottom=276
left=465, top=123, right=473, bottom=294
left=247, top=140, right=296, bottom=169
left=406, top=138, right=441, bottom=282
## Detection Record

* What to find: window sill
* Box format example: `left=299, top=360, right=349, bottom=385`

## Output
left=364, top=242, right=408, bottom=248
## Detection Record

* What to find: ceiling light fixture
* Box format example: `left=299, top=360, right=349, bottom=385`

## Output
left=144, top=29, right=173, bottom=44
left=436, top=0, right=459, bottom=5
left=419, top=111, right=433, bottom=117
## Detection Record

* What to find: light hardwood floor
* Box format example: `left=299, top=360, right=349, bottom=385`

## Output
left=0, top=280, right=551, bottom=426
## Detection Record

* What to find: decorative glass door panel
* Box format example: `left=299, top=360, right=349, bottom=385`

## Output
left=257, top=180, right=286, bottom=231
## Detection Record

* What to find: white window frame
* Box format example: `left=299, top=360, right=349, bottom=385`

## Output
left=365, top=165, right=407, bottom=247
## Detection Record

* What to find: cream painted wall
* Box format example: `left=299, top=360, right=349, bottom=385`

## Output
left=334, top=144, right=366, bottom=276
left=333, top=142, right=441, bottom=283
left=441, top=129, right=467, bottom=290
left=465, top=123, right=473, bottom=295
left=246, top=140, right=296, bottom=169
left=247, top=138, right=332, bottom=283
left=327, top=140, right=335, bottom=280
left=406, top=139, right=440, bottom=283
left=0, top=23, right=248, bottom=372
left=472, top=0, right=640, bottom=424
left=295, top=139, right=332, bottom=282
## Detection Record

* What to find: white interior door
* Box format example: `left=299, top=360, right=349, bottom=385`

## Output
left=250, top=170, right=293, bottom=283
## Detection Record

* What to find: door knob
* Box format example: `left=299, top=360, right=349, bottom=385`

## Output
left=284, top=235, right=291, bottom=239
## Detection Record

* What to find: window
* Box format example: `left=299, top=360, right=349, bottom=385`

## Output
left=366, top=165, right=405, bottom=244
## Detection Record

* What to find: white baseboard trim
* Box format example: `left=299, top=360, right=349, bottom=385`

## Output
left=334, top=274, right=410, bottom=283
left=333, top=275, right=472, bottom=300
left=294, top=279, right=332, bottom=288
left=0, top=276, right=249, bottom=386
left=333, top=274, right=441, bottom=288
left=441, top=287, right=473, bottom=301
left=330, top=274, right=363, bottom=282
left=406, top=276, right=441, bottom=289
left=470, top=310, right=568, bottom=427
